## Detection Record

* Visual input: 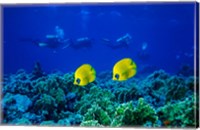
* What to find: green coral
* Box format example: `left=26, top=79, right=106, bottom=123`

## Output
left=157, top=95, right=197, bottom=127
left=80, top=120, right=103, bottom=127
left=80, top=97, right=158, bottom=127
left=76, top=86, right=159, bottom=127
left=75, top=86, right=118, bottom=127
left=83, top=103, right=111, bottom=126
left=134, top=98, right=158, bottom=126
left=111, top=101, right=133, bottom=127
left=111, top=98, right=158, bottom=127
left=75, top=86, right=117, bottom=116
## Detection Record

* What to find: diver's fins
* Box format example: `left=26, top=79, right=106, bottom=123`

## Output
left=38, top=42, right=48, bottom=47
left=62, top=39, right=73, bottom=49
left=19, top=38, right=44, bottom=47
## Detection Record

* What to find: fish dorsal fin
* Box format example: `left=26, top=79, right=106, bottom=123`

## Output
left=128, top=60, right=137, bottom=70
left=88, top=66, right=96, bottom=82
left=122, top=59, right=137, bottom=78
left=121, top=58, right=134, bottom=73
left=128, top=60, right=137, bottom=78
left=77, top=64, right=89, bottom=77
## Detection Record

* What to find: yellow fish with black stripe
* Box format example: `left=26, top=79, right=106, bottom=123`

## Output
left=74, top=64, right=96, bottom=86
left=112, top=58, right=137, bottom=81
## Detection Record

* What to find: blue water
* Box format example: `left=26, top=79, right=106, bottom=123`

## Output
left=3, top=3, right=196, bottom=75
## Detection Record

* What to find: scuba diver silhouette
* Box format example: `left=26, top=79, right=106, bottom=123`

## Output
left=20, top=26, right=94, bottom=50
left=67, top=37, right=93, bottom=49
left=20, top=26, right=71, bottom=50
left=101, top=33, right=132, bottom=49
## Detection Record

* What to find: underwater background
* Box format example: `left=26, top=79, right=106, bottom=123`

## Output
left=1, top=2, right=199, bottom=127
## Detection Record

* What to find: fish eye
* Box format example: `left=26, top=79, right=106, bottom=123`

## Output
left=76, top=78, right=81, bottom=84
left=115, top=74, right=120, bottom=79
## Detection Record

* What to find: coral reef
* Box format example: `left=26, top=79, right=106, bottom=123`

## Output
left=75, top=85, right=117, bottom=115
left=138, top=70, right=195, bottom=108
left=2, top=93, right=32, bottom=123
left=111, top=98, right=158, bottom=127
left=31, top=62, right=46, bottom=80
left=157, top=95, right=198, bottom=127
left=112, top=82, right=142, bottom=103
left=1, top=65, right=198, bottom=127
left=34, top=94, right=57, bottom=115
left=165, top=76, right=189, bottom=102
left=82, top=103, right=112, bottom=126
left=3, top=69, right=34, bottom=96
left=13, top=118, right=32, bottom=125
left=80, top=120, right=103, bottom=127
left=57, top=118, right=71, bottom=126
left=40, top=121, right=57, bottom=126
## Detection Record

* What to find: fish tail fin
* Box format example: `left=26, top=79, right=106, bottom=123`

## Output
left=19, top=38, right=40, bottom=46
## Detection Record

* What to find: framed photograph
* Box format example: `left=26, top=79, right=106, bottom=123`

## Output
left=0, top=2, right=199, bottom=128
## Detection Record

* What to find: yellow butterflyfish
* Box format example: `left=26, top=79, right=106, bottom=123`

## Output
left=74, top=64, right=96, bottom=86
left=112, top=58, right=137, bottom=81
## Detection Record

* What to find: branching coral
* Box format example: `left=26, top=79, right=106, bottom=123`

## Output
left=83, top=103, right=112, bottom=126
left=157, top=95, right=197, bottom=127
left=75, top=85, right=117, bottom=117
left=138, top=70, right=169, bottom=108
left=49, top=87, right=66, bottom=106
left=139, top=70, right=195, bottom=108
left=33, top=73, right=69, bottom=95
left=80, top=120, right=103, bottom=127
left=112, top=82, right=142, bottom=103
left=133, top=98, right=158, bottom=126
left=3, top=70, right=34, bottom=96
left=165, top=76, right=188, bottom=102
left=112, top=98, right=158, bottom=127
left=34, top=94, right=57, bottom=115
